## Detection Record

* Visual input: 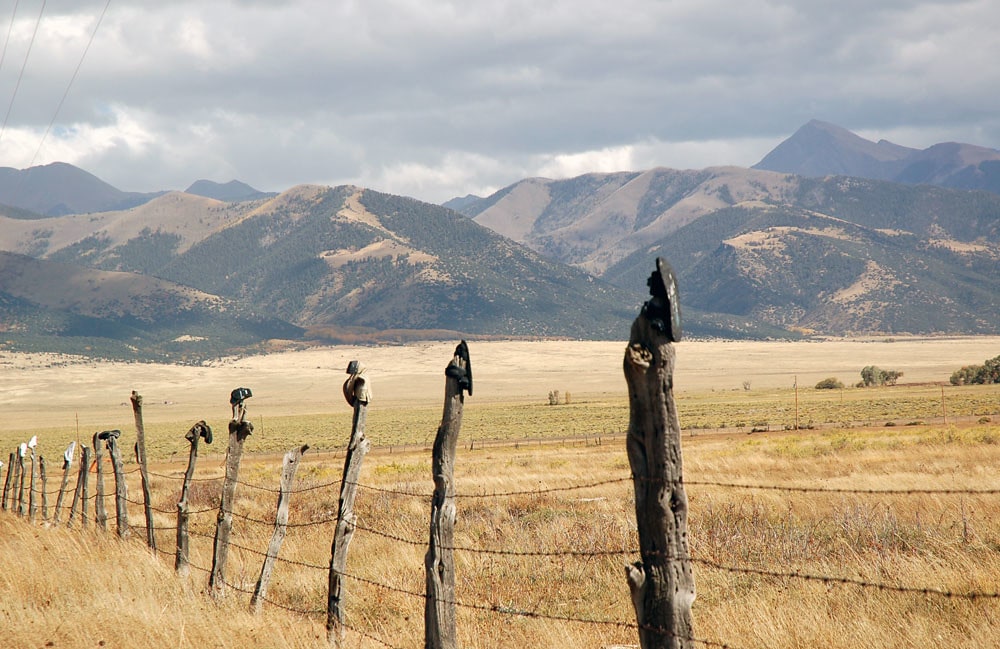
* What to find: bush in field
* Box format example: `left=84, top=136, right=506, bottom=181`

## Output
left=950, top=355, right=1000, bottom=385
left=861, top=365, right=903, bottom=387
left=815, top=377, right=844, bottom=390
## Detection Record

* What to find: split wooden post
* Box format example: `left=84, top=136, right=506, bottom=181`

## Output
left=623, top=258, right=695, bottom=649
left=16, top=444, right=27, bottom=516
left=102, top=431, right=129, bottom=540
left=253, top=444, right=309, bottom=613
left=92, top=432, right=108, bottom=531
left=425, top=341, right=472, bottom=649
left=68, top=445, right=92, bottom=529
left=209, top=416, right=253, bottom=599
left=131, top=392, right=157, bottom=551
left=39, top=456, right=48, bottom=521
left=327, top=379, right=371, bottom=645
left=28, top=444, right=40, bottom=522
left=177, top=421, right=212, bottom=576
left=1, top=451, right=14, bottom=510
left=53, top=443, right=76, bottom=524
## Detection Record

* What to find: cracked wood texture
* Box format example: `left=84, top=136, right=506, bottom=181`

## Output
left=210, top=419, right=253, bottom=599
left=624, top=313, right=696, bottom=649
left=424, top=345, right=467, bottom=649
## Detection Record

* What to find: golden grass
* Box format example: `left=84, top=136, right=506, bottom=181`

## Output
left=3, top=339, right=1000, bottom=648
left=5, top=419, right=1000, bottom=648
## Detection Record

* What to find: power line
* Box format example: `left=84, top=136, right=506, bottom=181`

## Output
left=0, top=0, right=46, bottom=145
left=29, top=0, right=110, bottom=166
left=0, top=0, right=21, bottom=74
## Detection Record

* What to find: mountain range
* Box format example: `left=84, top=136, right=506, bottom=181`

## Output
left=1, top=120, right=998, bottom=359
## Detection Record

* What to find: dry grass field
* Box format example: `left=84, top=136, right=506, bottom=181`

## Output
left=2, top=337, right=1000, bottom=648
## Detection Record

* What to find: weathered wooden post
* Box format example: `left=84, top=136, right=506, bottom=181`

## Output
left=27, top=437, right=39, bottom=522
left=39, top=455, right=48, bottom=520
left=425, top=342, right=472, bottom=649
left=623, top=258, right=695, bottom=649
left=1, top=451, right=14, bottom=510
left=68, top=445, right=92, bottom=529
left=53, top=442, right=76, bottom=524
left=176, top=421, right=212, bottom=576
left=327, top=362, right=372, bottom=645
left=92, top=431, right=108, bottom=531
left=16, top=442, right=27, bottom=516
left=100, top=430, right=129, bottom=540
left=253, top=444, right=309, bottom=613
left=131, top=391, right=157, bottom=550
left=210, top=388, right=254, bottom=599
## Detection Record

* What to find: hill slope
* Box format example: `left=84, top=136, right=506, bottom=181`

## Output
left=11, top=185, right=642, bottom=346
left=457, top=169, right=1000, bottom=336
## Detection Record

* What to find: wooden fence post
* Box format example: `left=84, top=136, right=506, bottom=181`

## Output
left=327, top=365, right=372, bottom=645
left=68, top=445, right=92, bottom=529
left=425, top=342, right=472, bottom=649
left=28, top=439, right=39, bottom=522
left=39, top=456, right=48, bottom=521
left=1, top=451, right=14, bottom=510
left=101, top=430, right=129, bottom=540
left=623, top=258, right=695, bottom=649
left=131, top=392, right=157, bottom=551
left=16, top=443, right=27, bottom=516
left=210, top=403, right=253, bottom=599
left=92, top=432, right=108, bottom=531
left=253, top=444, right=309, bottom=613
left=177, top=421, right=212, bottom=576
left=53, top=442, right=76, bottom=524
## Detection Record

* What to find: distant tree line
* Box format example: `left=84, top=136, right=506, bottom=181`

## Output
left=950, top=355, right=1000, bottom=385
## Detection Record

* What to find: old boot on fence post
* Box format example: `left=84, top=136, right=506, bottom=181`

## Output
left=53, top=442, right=76, bottom=524
left=327, top=361, right=372, bottom=645
left=210, top=388, right=254, bottom=599
left=254, top=444, right=309, bottom=613
left=425, top=342, right=472, bottom=649
left=92, top=432, right=108, bottom=530
left=623, top=258, right=695, bottom=649
left=131, top=391, right=157, bottom=551
left=177, top=421, right=212, bottom=576
left=100, top=430, right=129, bottom=540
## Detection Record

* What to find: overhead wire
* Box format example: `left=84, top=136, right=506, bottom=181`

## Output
left=0, top=0, right=46, bottom=145
left=0, top=0, right=21, bottom=74
left=29, top=0, right=111, bottom=166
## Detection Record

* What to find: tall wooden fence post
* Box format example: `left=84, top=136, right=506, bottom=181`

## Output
left=68, top=445, right=92, bottom=529
left=253, top=444, right=309, bottom=613
left=425, top=342, right=472, bottom=649
left=101, top=430, right=129, bottom=540
left=16, top=443, right=27, bottom=516
left=177, top=421, right=212, bottom=576
left=39, top=456, right=48, bottom=520
left=28, top=440, right=39, bottom=522
left=53, top=442, right=76, bottom=524
left=1, top=451, right=14, bottom=510
left=623, top=258, right=695, bottom=649
left=92, top=432, right=108, bottom=530
left=327, top=361, right=372, bottom=645
left=131, top=392, right=157, bottom=551
left=210, top=389, right=254, bottom=599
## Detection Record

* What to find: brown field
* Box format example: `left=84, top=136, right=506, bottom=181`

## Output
left=2, top=337, right=1000, bottom=648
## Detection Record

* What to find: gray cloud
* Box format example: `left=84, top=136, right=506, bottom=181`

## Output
left=0, top=0, right=996, bottom=203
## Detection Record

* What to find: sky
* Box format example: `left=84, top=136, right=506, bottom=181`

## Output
left=0, top=0, right=997, bottom=204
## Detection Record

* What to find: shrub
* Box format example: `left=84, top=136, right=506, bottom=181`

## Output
left=815, top=377, right=844, bottom=390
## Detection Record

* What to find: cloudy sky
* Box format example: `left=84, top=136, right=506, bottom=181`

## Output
left=0, top=0, right=997, bottom=203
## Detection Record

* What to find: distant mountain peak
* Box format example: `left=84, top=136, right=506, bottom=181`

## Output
left=184, top=179, right=271, bottom=202
left=754, top=120, right=1000, bottom=195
